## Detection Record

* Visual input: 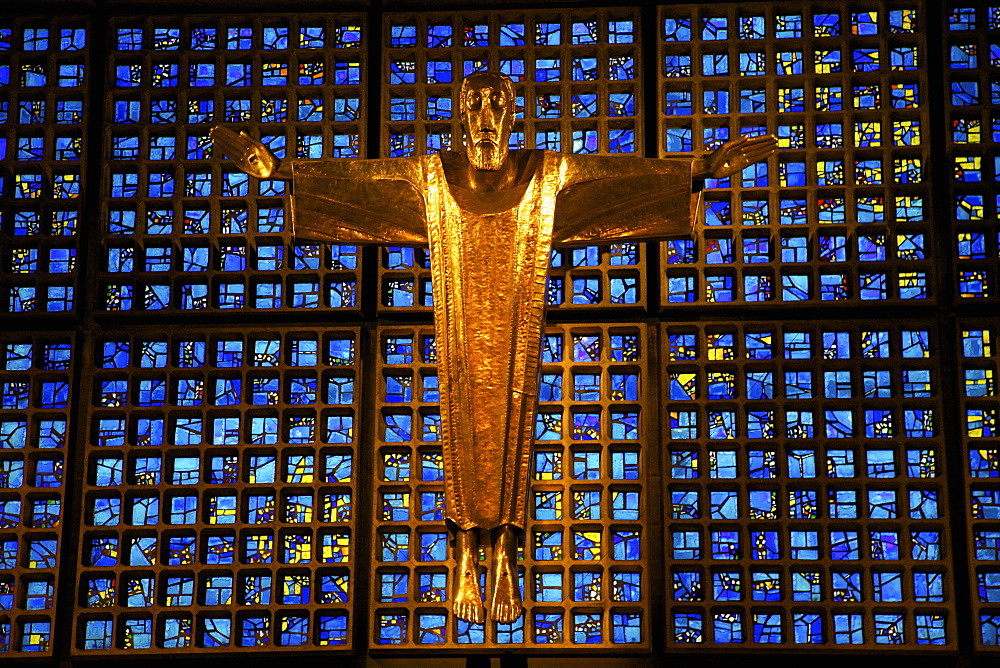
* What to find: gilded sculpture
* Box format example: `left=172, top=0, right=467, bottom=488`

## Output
left=212, top=71, right=777, bottom=624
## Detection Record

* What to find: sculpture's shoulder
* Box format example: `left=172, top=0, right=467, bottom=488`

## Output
left=292, top=154, right=432, bottom=187
left=550, top=152, right=699, bottom=244
left=555, top=152, right=693, bottom=187
left=289, top=154, right=431, bottom=245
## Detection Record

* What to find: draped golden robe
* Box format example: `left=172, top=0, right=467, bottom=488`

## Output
left=291, top=150, right=699, bottom=530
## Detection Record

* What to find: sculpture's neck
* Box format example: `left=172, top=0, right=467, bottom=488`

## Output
left=441, top=150, right=542, bottom=215
left=463, top=154, right=519, bottom=192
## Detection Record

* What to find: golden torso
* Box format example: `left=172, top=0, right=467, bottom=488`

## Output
left=438, top=150, right=546, bottom=397
left=427, top=150, right=557, bottom=530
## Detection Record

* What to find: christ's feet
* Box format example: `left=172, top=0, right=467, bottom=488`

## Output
left=452, top=528, right=485, bottom=624
left=488, top=526, right=524, bottom=623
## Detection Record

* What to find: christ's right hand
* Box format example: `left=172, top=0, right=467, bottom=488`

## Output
left=210, top=126, right=288, bottom=179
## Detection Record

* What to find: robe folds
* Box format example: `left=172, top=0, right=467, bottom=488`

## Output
left=291, top=150, right=699, bottom=530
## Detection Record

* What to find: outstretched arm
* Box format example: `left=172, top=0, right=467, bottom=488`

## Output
left=552, top=154, right=700, bottom=244
left=211, top=125, right=429, bottom=244
left=552, top=134, right=778, bottom=245
left=693, top=134, right=778, bottom=180
left=210, top=126, right=293, bottom=180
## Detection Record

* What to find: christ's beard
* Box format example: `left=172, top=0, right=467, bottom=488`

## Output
left=469, top=140, right=506, bottom=171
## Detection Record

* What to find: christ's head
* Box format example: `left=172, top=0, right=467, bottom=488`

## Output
left=460, top=72, right=515, bottom=171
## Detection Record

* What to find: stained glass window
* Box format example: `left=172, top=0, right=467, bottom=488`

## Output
left=0, top=334, right=73, bottom=656
left=372, top=324, right=647, bottom=647
left=384, top=10, right=637, bottom=157
left=1, top=19, right=87, bottom=317
left=961, top=322, right=1000, bottom=648
left=100, top=15, right=364, bottom=315
left=74, top=328, right=359, bottom=652
left=947, top=6, right=999, bottom=302
left=659, top=5, right=931, bottom=306
left=664, top=321, right=953, bottom=648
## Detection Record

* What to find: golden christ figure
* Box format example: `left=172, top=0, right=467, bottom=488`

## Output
left=213, top=71, right=776, bottom=624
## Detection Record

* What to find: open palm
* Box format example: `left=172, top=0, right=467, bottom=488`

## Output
left=699, top=135, right=778, bottom=180
left=210, top=126, right=283, bottom=179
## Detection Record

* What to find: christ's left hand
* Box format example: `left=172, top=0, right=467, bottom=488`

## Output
left=694, top=134, right=779, bottom=180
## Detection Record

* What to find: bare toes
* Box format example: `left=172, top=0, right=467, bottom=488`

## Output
left=490, top=602, right=519, bottom=624
left=456, top=599, right=485, bottom=624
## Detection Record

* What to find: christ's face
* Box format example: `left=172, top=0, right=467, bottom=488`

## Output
left=461, top=73, right=513, bottom=171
